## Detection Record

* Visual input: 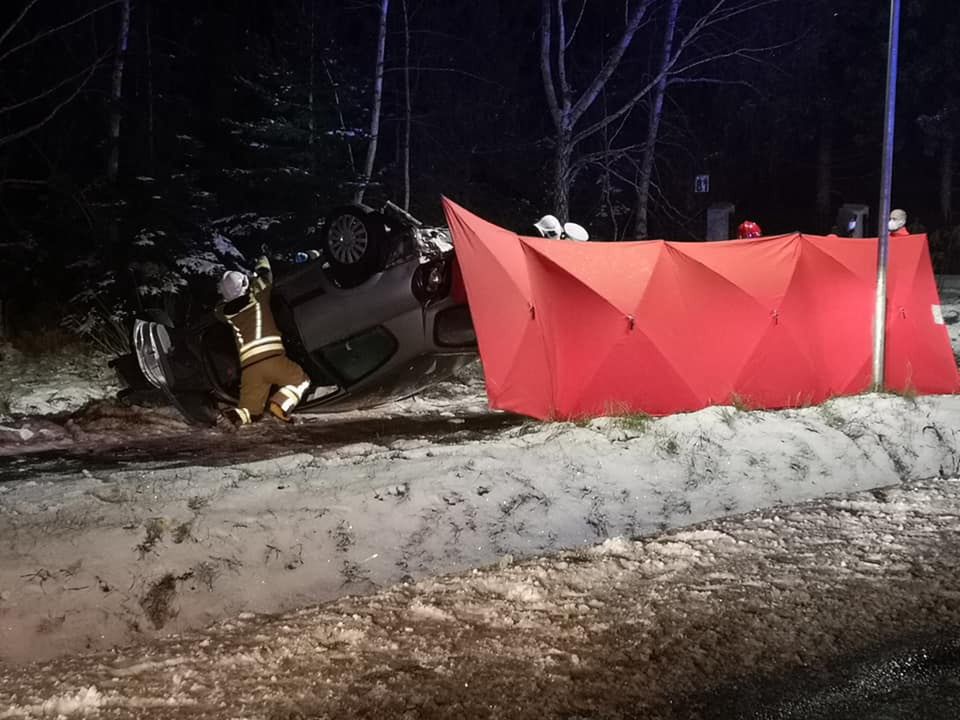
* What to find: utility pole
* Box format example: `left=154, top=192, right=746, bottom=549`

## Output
left=872, top=0, right=901, bottom=391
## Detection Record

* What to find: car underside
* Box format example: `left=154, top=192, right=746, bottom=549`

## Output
left=112, top=202, right=478, bottom=425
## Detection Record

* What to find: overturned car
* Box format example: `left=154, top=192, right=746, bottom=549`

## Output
left=112, top=202, right=478, bottom=425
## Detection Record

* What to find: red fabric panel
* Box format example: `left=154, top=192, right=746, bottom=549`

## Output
left=885, top=234, right=959, bottom=393
left=442, top=198, right=958, bottom=419
left=441, top=199, right=553, bottom=418
left=522, top=242, right=703, bottom=416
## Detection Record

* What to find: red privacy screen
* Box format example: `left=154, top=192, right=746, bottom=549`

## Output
left=443, top=197, right=958, bottom=420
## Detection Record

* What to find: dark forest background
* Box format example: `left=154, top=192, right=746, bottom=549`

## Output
left=0, top=0, right=958, bottom=346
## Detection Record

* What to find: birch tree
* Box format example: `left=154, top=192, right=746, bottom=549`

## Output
left=400, top=0, right=412, bottom=210
left=540, top=0, right=781, bottom=224
left=106, top=0, right=131, bottom=183
left=539, top=0, right=655, bottom=222
left=634, top=0, right=681, bottom=239
left=353, top=0, right=390, bottom=204
left=143, top=0, right=155, bottom=171
left=304, top=0, right=318, bottom=174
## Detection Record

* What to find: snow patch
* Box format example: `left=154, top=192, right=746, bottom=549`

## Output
left=211, top=231, right=246, bottom=260
left=0, top=686, right=103, bottom=717
left=408, top=601, right=456, bottom=623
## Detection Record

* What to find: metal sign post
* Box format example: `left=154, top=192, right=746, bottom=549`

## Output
left=872, top=0, right=901, bottom=391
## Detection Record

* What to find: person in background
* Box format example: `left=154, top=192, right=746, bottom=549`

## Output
left=215, top=255, right=311, bottom=430
left=889, top=208, right=910, bottom=236
left=533, top=214, right=590, bottom=241
left=738, top=220, right=763, bottom=239
left=534, top=214, right=563, bottom=238
left=562, top=222, right=590, bottom=241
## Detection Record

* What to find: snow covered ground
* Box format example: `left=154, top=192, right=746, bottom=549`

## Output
left=1, top=476, right=960, bottom=718
left=0, top=278, right=957, bottom=718
left=940, top=275, right=960, bottom=355
left=0, top=389, right=958, bottom=665
left=0, top=342, right=119, bottom=421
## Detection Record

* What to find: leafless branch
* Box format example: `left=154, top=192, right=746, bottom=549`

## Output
left=582, top=159, right=641, bottom=188
left=0, top=178, right=47, bottom=186
left=321, top=58, right=356, bottom=174
left=383, top=66, right=501, bottom=86
left=0, top=51, right=106, bottom=147
left=576, top=143, right=647, bottom=167
left=689, top=0, right=785, bottom=34
left=666, top=42, right=789, bottom=78
left=571, top=2, right=784, bottom=147
left=668, top=76, right=758, bottom=89
left=0, top=0, right=122, bottom=66
left=565, top=0, right=588, bottom=50
left=540, top=0, right=562, bottom=131
left=568, top=0, right=654, bottom=124
left=556, top=0, right=571, bottom=109
left=0, top=54, right=106, bottom=115
left=0, top=0, right=42, bottom=49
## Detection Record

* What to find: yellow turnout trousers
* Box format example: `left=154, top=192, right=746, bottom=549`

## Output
left=234, top=354, right=310, bottom=424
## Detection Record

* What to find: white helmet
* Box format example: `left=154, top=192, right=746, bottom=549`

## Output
left=562, top=222, right=589, bottom=241
left=534, top=214, right=563, bottom=238
left=219, top=270, right=249, bottom=301
left=888, top=208, right=907, bottom=232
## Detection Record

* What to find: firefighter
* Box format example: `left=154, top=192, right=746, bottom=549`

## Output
left=738, top=220, right=763, bottom=239
left=534, top=214, right=590, bottom=241
left=889, top=208, right=909, bottom=236
left=534, top=214, right=563, bottom=238
left=215, top=256, right=311, bottom=430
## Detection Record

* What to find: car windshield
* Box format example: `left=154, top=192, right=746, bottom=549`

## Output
left=317, top=326, right=398, bottom=384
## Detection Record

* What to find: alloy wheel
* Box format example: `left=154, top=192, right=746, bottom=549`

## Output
left=327, top=214, right=370, bottom=264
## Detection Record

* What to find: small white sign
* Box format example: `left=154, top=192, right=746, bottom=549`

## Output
left=694, top=174, right=710, bottom=193
left=932, top=304, right=944, bottom=325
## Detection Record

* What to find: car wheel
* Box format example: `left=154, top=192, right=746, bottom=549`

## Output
left=321, top=205, right=387, bottom=287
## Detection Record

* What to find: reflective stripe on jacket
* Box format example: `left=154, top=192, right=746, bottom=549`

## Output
left=219, top=268, right=284, bottom=368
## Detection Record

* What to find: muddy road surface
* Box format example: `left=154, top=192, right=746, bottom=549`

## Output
left=0, top=403, right=523, bottom=479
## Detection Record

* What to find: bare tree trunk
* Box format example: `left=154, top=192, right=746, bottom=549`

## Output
left=553, top=132, right=573, bottom=221
left=815, top=111, right=833, bottom=232
left=598, top=88, right=620, bottom=240
left=354, top=0, right=390, bottom=204
left=634, top=0, right=681, bottom=240
left=540, top=1, right=775, bottom=222
left=541, top=0, right=653, bottom=219
left=307, top=0, right=316, bottom=174
left=145, top=0, right=155, bottom=172
left=540, top=0, right=574, bottom=221
left=323, top=59, right=357, bottom=176
left=601, top=165, right=618, bottom=240
left=107, top=0, right=131, bottom=183
left=401, top=0, right=411, bottom=210
left=940, top=132, right=954, bottom=224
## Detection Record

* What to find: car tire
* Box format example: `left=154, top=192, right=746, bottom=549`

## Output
left=321, top=204, right=387, bottom=288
